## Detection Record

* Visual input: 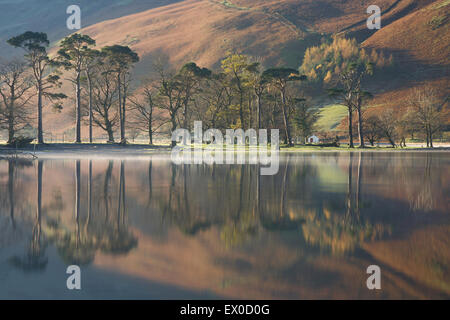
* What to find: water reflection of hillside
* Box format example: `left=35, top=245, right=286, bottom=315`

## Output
left=0, top=152, right=448, bottom=298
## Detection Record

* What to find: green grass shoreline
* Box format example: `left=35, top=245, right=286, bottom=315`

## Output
left=0, top=143, right=449, bottom=156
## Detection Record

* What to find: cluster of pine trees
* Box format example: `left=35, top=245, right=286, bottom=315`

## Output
left=0, top=32, right=446, bottom=147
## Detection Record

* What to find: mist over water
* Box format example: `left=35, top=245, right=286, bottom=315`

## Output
left=0, top=152, right=449, bottom=299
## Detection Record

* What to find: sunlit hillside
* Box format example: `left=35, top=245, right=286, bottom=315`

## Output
left=2, top=0, right=447, bottom=138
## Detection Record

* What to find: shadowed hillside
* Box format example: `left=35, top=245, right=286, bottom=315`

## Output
left=0, top=0, right=182, bottom=58
left=362, top=0, right=449, bottom=109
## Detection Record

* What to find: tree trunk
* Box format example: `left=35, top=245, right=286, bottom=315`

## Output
left=429, top=127, right=434, bottom=148
left=281, top=90, right=292, bottom=146
left=117, top=74, right=124, bottom=143
left=122, top=78, right=127, bottom=143
left=148, top=123, right=153, bottom=145
left=6, top=84, right=15, bottom=144
left=75, top=74, right=82, bottom=143
left=239, top=91, right=245, bottom=131
left=388, top=136, right=396, bottom=147
left=88, top=74, right=93, bottom=143
left=183, top=98, right=189, bottom=131
left=348, top=107, right=354, bottom=148
left=171, top=113, right=177, bottom=147
left=357, top=103, right=364, bottom=148
left=106, top=124, right=114, bottom=143
left=248, top=95, right=253, bottom=129
left=8, top=106, right=14, bottom=144
left=257, top=94, right=262, bottom=130
left=37, top=82, right=44, bottom=144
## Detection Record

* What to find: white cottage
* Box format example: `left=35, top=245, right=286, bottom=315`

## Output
left=307, top=135, right=320, bottom=144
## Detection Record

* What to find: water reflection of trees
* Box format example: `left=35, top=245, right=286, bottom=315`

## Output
left=362, top=152, right=448, bottom=212
left=2, top=151, right=447, bottom=271
left=48, top=160, right=96, bottom=265
left=10, top=160, right=48, bottom=272
left=47, top=160, right=137, bottom=266
left=301, top=153, right=387, bottom=255
left=0, top=159, right=33, bottom=235
left=150, top=153, right=392, bottom=255
left=3, top=159, right=138, bottom=272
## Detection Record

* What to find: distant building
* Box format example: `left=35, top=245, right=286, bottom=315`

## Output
left=307, top=135, right=320, bottom=144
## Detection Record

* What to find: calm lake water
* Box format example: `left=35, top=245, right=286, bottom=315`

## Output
left=0, top=152, right=449, bottom=299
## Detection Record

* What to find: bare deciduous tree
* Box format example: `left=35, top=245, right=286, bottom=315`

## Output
left=91, top=59, right=119, bottom=143
left=407, top=87, right=447, bottom=148
left=129, top=84, right=167, bottom=145
left=376, top=108, right=398, bottom=147
left=0, top=59, right=34, bottom=143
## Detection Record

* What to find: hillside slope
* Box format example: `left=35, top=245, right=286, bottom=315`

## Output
left=0, top=0, right=182, bottom=57
left=362, top=0, right=449, bottom=108
left=363, top=0, right=449, bottom=67
left=77, top=0, right=431, bottom=70
left=2, top=0, right=446, bottom=139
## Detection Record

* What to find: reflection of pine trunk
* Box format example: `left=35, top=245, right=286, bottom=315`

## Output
left=237, top=165, right=245, bottom=218
left=355, top=152, right=363, bottom=218
left=256, top=165, right=260, bottom=218
left=8, top=160, right=15, bottom=229
left=122, top=161, right=126, bottom=225
left=104, top=161, right=113, bottom=221
left=37, top=160, right=43, bottom=228
left=168, top=164, right=177, bottom=212
left=117, top=161, right=125, bottom=230
left=75, top=160, right=81, bottom=247
left=280, top=161, right=288, bottom=217
left=346, top=153, right=354, bottom=220
left=183, top=165, right=190, bottom=218
left=86, top=160, right=92, bottom=231
left=417, top=153, right=434, bottom=211
left=34, top=160, right=43, bottom=250
left=147, top=160, right=153, bottom=206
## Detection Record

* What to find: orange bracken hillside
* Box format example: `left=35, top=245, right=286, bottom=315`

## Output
left=364, top=0, right=449, bottom=67
left=40, top=0, right=448, bottom=137
left=362, top=0, right=449, bottom=108
left=78, top=0, right=436, bottom=70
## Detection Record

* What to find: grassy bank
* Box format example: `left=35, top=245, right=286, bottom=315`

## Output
left=1, top=143, right=449, bottom=158
left=280, top=144, right=450, bottom=152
